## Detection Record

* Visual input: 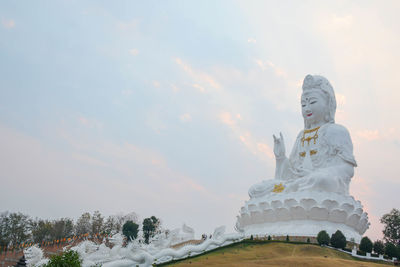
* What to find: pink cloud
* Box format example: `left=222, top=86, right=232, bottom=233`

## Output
left=356, top=130, right=380, bottom=141
left=2, top=18, right=15, bottom=29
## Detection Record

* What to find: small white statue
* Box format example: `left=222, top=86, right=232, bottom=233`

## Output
left=249, top=74, right=356, bottom=197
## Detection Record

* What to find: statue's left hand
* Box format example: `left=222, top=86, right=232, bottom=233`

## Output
left=273, top=132, right=286, bottom=160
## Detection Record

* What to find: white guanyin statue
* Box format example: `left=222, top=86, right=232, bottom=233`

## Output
left=236, top=75, right=369, bottom=243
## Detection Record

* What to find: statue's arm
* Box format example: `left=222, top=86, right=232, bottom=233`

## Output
left=275, top=157, right=291, bottom=180
left=273, top=132, right=296, bottom=180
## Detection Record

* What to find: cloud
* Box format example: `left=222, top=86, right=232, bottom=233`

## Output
left=152, top=81, right=160, bottom=88
left=247, top=38, right=257, bottom=43
left=356, top=130, right=380, bottom=141
left=78, top=116, right=103, bottom=129
left=129, top=48, right=139, bottom=56
left=175, top=58, right=221, bottom=91
left=121, top=89, right=133, bottom=96
left=254, top=59, right=288, bottom=78
left=219, top=111, right=236, bottom=127
left=179, top=113, right=192, bottom=123
left=0, top=123, right=213, bottom=223
left=192, top=84, right=205, bottom=93
left=116, top=19, right=139, bottom=32
left=218, top=111, right=274, bottom=161
left=170, top=83, right=180, bottom=93
left=2, top=18, right=15, bottom=29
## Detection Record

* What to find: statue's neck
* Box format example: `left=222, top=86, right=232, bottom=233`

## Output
left=306, top=121, right=327, bottom=130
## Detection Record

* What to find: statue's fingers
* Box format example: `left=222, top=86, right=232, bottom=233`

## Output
left=273, top=134, right=277, bottom=142
left=280, top=132, right=284, bottom=140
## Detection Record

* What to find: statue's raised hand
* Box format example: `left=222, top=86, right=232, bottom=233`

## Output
left=273, top=132, right=286, bottom=160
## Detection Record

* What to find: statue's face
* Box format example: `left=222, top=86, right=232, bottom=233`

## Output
left=301, top=90, right=328, bottom=127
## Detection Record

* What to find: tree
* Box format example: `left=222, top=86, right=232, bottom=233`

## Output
left=7, top=212, right=30, bottom=245
left=330, top=230, right=346, bottom=249
left=373, top=240, right=385, bottom=255
left=122, top=221, right=139, bottom=242
left=142, top=216, right=160, bottom=244
left=75, top=212, right=91, bottom=236
left=359, top=236, right=373, bottom=253
left=103, top=216, right=118, bottom=235
left=0, top=212, right=11, bottom=246
left=91, top=211, right=104, bottom=235
left=381, top=209, right=400, bottom=246
left=317, top=230, right=330, bottom=246
left=286, top=235, right=290, bottom=242
left=31, top=219, right=52, bottom=243
left=51, top=218, right=74, bottom=240
left=385, top=242, right=398, bottom=258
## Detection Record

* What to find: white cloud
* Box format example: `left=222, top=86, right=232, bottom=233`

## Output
left=2, top=18, right=15, bottom=29
left=152, top=81, right=160, bottom=88
left=121, top=89, right=133, bottom=96
left=129, top=48, right=139, bottom=56
left=78, top=116, right=103, bottom=129
left=179, top=113, right=192, bottom=123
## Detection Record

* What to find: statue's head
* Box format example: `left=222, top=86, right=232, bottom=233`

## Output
left=301, top=74, right=336, bottom=128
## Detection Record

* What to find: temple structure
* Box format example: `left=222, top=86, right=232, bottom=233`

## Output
left=235, top=75, right=369, bottom=243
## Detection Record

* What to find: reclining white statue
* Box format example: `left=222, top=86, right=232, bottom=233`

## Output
left=236, top=75, right=369, bottom=243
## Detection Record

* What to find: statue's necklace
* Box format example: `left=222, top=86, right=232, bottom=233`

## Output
left=301, top=126, right=320, bottom=147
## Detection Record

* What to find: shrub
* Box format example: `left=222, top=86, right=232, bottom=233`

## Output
left=286, top=235, right=289, bottom=242
left=267, top=235, right=271, bottom=241
left=330, top=230, right=346, bottom=249
left=307, top=238, right=310, bottom=243
left=122, top=221, right=139, bottom=242
left=357, top=250, right=366, bottom=256
left=250, top=235, right=253, bottom=240
left=342, top=247, right=352, bottom=253
left=385, top=242, right=398, bottom=258
left=43, top=250, right=81, bottom=267
left=359, top=236, right=373, bottom=253
left=317, top=230, right=330, bottom=246
left=373, top=240, right=385, bottom=255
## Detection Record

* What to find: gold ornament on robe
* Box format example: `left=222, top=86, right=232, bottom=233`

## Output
left=272, top=183, right=285, bottom=193
left=299, top=150, right=318, bottom=157
left=301, top=126, right=320, bottom=146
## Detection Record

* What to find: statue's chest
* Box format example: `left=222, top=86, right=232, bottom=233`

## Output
left=297, top=127, right=329, bottom=168
left=299, top=128, right=320, bottom=158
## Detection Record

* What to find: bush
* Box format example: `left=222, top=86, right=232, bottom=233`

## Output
left=267, top=235, right=271, bottom=241
left=373, top=240, right=385, bottom=255
left=307, top=237, right=310, bottom=243
left=43, top=250, right=81, bottom=267
left=330, top=230, right=346, bottom=249
left=286, top=235, right=289, bottom=242
left=359, top=236, right=373, bottom=253
left=357, top=250, right=366, bottom=256
left=317, top=230, right=330, bottom=246
left=342, top=247, right=352, bottom=253
left=385, top=242, right=398, bottom=258
left=122, top=221, right=139, bottom=242
left=250, top=235, right=253, bottom=240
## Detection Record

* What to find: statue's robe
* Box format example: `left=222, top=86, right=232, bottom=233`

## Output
left=249, top=123, right=357, bottom=198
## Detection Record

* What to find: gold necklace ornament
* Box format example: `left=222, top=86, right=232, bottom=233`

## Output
left=301, top=126, right=320, bottom=146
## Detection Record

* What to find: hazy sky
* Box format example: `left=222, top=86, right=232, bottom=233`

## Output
left=1, top=1, right=399, bottom=241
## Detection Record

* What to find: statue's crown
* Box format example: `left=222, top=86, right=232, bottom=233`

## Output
left=302, top=74, right=332, bottom=92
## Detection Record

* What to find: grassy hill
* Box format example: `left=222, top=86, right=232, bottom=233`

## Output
left=158, top=241, right=391, bottom=267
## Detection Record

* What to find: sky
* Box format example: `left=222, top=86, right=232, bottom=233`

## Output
left=1, top=0, right=399, bottom=241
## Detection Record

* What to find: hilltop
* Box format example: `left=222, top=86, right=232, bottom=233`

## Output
left=158, top=241, right=391, bottom=267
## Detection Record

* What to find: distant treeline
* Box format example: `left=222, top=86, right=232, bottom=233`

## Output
left=0, top=210, right=140, bottom=250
